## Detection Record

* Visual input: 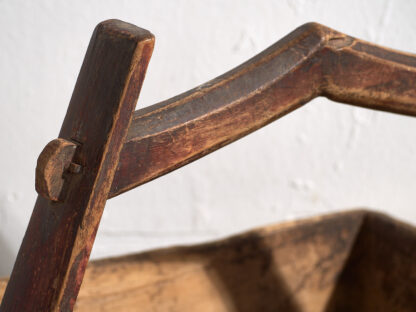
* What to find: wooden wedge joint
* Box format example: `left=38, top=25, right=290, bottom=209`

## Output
left=35, top=138, right=81, bottom=202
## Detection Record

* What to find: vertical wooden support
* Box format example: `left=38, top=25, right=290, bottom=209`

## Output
left=0, top=20, right=154, bottom=311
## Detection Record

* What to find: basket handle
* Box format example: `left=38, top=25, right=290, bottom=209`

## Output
left=109, top=22, right=416, bottom=197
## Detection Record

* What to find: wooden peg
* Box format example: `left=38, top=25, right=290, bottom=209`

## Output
left=35, top=138, right=78, bottom=202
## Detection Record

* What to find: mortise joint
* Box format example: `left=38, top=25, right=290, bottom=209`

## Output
left=68, top=162, right=82, bottom=174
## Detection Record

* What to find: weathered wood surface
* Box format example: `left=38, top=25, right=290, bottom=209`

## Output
left=0, top=20, right=154, bottom=311
left=2, top=20, right=416, bottom=311
left=1, top=210, right=415, bottom=311
left=109, top=22, right=416, bottom=198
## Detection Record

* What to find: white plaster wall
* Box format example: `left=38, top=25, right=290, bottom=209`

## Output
left=0, top=0, right=415, bottom=277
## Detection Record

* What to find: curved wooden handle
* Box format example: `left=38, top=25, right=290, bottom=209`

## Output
left=110, top=22, right=416, bottom=198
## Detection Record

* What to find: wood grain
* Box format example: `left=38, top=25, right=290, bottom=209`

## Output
left=0, top=20, right=154, bottom=312
left=1, top=210, right=414, bottom=311
left=2, top=20, right=416, bottom=311
left=109, top=22, right=416, bottom=198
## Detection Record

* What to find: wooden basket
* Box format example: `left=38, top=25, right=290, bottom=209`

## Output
left=0, top=20, right=415, bottom=311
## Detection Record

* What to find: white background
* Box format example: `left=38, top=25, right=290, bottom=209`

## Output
left=0, top=0, right=415, bottom=277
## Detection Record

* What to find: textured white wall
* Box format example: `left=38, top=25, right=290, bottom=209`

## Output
left=0, top=0, right=415, bottom=277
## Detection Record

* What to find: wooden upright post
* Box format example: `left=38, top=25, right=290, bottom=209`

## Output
left=0, top=20, right=154, bottom=311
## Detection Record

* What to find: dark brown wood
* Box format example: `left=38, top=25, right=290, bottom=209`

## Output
left=109, top=22, right=416, bottom=198
left=1, top=210, right=415, bottom=311
left=0, top=20, right=154, bottom=311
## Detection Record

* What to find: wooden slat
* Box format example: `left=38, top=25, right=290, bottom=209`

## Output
left=2, top=210, right=415, bottom=311
left=0, top=210, right=368, bottom=311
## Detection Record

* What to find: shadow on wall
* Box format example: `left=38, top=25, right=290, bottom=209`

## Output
left=0, top=196, right=19, bottom=277
left=0, top=232, right=14, bottom=277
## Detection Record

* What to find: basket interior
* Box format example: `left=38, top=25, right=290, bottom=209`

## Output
left=1, top=210, right=415, bottom=311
